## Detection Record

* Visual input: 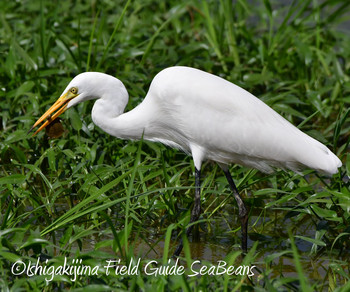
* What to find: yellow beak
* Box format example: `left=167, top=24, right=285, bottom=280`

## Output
left=29, top=90, right=78, bottom=136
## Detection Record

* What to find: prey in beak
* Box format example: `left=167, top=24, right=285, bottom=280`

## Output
left=29, top=87, right=78, bottom=136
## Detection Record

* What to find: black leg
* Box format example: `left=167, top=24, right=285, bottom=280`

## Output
left=173, top=168, right=201, bottom=257
left=223, top=169, right=248, bottom=253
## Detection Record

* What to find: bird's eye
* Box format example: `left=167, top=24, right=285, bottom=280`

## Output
left=70, top=87, right=78, bottom=94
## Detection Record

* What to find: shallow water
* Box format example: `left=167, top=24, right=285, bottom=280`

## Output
left=47, top=175, right=349, bottom=291
left=71, top=198, right=347, bottom=288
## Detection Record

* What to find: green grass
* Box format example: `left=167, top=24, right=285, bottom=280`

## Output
left=0, top=0, right=350, bottom=290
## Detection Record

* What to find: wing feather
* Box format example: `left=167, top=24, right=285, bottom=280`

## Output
left=146, top=66, right=341, bottom=175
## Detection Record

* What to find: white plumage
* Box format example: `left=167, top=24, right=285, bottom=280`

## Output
left=66, top=66, right=341, bottom=175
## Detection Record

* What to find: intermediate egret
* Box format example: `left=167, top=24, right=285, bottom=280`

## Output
left=30, top=66, right=342, bottom=256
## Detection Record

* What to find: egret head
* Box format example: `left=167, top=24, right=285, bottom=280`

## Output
left=29, top=72, right=124, bottom=136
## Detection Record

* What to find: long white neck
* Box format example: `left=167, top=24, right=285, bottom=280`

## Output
left=91, top=85, right=150, bottom=140
left=65, top=72, right=153, bottom=141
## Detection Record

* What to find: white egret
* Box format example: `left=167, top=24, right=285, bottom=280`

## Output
left=30, top=66, right=342, bottom=256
